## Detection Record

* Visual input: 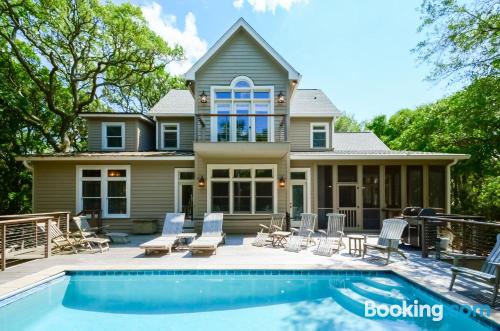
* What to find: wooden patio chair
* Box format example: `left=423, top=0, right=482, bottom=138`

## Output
left=284, top=213, right=316, bottom=253
left=362, top=218, right=408, bottom=264
left=449, top=233, right=500, bottom=305
left=37, top=222, right=79, bottom=254
left=72, top=216, right=108, bottom=238
left=314, top=213, right=346, bottom=256
left=252, top=213, right=285, bottom=247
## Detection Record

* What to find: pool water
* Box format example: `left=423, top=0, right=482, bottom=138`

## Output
left=0, top=270, right=496, bottom=331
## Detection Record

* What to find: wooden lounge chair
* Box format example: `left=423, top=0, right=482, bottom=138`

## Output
left=314, top=213, right=346, bottom=256
left=285, top=213, right=316, bottom=253
left=72, top=216, right=108, bottom=238
left=363, top=218, right=408, bottom=264
left=252, top=213, right=285, bottom=247
left=37, top=222, right=79, bottom=254
left=140, top=213, right=185, bottom=255
left=189, top=213, right=224, bottom=255
left=449, top=233, right=500, bottom=305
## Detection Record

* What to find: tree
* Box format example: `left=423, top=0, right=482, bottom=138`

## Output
left=415, top=0, right=500, bottom=82
left=334, top=113, right=362, bottom=132
left=0, top=0, right=183, bottom=152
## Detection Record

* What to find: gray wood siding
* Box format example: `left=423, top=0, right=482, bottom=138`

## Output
left=137, top=121, right=155, bottom=151
left=289, top=118, right=333, bottom=151
left=156, top=117, right=194, bottom=150
left=87, top=119, right=153, bottom=152
left=195, top=29, right=290, bottom=138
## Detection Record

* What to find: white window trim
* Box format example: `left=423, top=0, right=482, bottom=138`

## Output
left=76, top=165, right=131, bottom=218
left=161, top=123, right=180, bottom=150
left=209, top=76, right=275, bottom=143
left=310, top=122, right=330, bottom=149
left=174, top=168, right=195, bottom=216
left=101, top=122, right=125, bottom=150
left=207, top=164, right=278, bottom=215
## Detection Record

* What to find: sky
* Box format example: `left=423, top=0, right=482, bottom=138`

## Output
left=130, top=0, right=458, bottom=121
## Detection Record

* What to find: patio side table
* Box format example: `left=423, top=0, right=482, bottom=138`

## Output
left=347, top=234, right=366, bottom=256
left=176, top=233, right=197, bottom=250
left=270, top=231, right=291, bottom=248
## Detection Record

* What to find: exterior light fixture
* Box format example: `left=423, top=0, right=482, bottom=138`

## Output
left=277, top=91, right=285, bottom=103
left=198, top=176, right=206, bottom=188
left=279, top=176, right=286, bottom=188
left=199, top=90, right=208, bottom=103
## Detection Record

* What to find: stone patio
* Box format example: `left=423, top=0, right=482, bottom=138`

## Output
left=0, top=234, right=498, bottom=323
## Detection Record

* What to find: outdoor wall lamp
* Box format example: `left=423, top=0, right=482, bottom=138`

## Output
left=279, top=176, right=286, bottom=188
left=277, top=91, right=285, bottom=103
left=198, top=176, right=206, bottom=188
left=199, top=90, right=208, bottom=103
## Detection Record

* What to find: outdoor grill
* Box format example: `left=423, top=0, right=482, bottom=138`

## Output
left=401, top=207, right=436, bottom=247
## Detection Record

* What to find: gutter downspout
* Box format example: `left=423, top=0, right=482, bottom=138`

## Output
left=446, top=159, right=459, bottom=214
left=22, top=160, right=33, bottom=172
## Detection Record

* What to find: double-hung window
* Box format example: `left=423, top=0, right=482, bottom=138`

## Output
left=102, top=122, right=125, bottom=150
left=161, top=123, right=179, bottom=149
left=211, top=76, right=274, bottom=142
left=209, top=165, right=277, bottom=214
left=77, top=166, right=130, bottom=218
left=310, top=123, right=329, bottom=148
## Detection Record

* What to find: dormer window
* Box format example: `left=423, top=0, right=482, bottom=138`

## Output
left=310, top=123, right=329, bottom=149
left=161, top=123, right=180, bottom=149
left=210, top=76, right=274, bottom=143
left=102, top=122, right=125, bottom=150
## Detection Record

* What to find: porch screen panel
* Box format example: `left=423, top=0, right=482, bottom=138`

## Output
left=428, top=165, right=446, bottom=209
left=317, top=165, right=333, bottom=229
left=407, top=166, right=423, bottom=207
left=385, top=166, right=401, bottom=208
left=363, top=166, right=380, bottom=230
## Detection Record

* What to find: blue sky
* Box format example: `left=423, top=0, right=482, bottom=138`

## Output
left=134, top=0, right=457, bottom=121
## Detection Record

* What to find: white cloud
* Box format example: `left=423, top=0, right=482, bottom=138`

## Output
left=141, top=2, right=207, bottom=75
left=233, top=0, right=308, bottom=13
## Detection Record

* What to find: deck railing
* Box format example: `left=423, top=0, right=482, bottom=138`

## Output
left=194, top=114, right=287, bottom=143
left=0, top=212, right=71, bottom=271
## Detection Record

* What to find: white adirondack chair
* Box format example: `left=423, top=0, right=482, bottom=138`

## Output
left=314, top=213, right=346, bottom=256
left=253, top=213, right=285, bottom=247
left=363, top=218, right=408, bottom=264
left=285, top=213, right=316, bottom=253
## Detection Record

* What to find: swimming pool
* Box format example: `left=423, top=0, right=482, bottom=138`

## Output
left=0, top=270, right=497, bottom=331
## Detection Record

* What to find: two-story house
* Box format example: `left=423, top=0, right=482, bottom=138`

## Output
left=19, top=18, right=468, bottom=233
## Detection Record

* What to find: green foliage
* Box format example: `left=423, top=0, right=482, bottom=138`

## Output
left=415, top=0, right=500, bottom=82
left=334, top=113, right=362, bottom=132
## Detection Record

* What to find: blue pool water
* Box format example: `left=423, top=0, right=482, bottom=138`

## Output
left=0, top=270, right=497, bottom=331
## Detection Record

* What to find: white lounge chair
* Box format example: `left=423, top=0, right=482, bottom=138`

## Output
left=140, top=213, right=185, bottom=255
left=285, top=213, right=316, bottom=253
left=449, top=233, right=500, bottom=305
left=189, top=213, right=224, bottom=255
left=363, top=218, right=408, bottom=264
left=252, top=213, right=285, bottom=247
left=314, top=213, right=346, bottom=256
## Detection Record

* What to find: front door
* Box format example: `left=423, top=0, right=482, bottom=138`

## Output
left=289, top=169, right=310, bottom=225
left=176, top=169, right=195, bottom=221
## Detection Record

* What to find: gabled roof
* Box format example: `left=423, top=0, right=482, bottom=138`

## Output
left=331, top=132, right=390, bottom=151
left=290, top=89, right=341, bottom=117
left=149, top=90, right=194, bottom=116
left=184, top=18, right=301, bottom=81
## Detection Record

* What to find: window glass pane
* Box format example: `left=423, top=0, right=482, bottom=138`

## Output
left=216, top=104, right=230, bottom=142
left=312, top=132, right=326, bottom=148
left=106, top=125, right=122, bottom=136
left=215, top=91, right=231, bottom=99
left=235, top=103, right=249, bottom=141
left=429, top=166, right=445, bottom=209
left=179, top=172, right=195, bottom=180
left=83, top=198, right=101, bottom=211
left=313, top=125, right=326, bottom=130
left=363, top=166, right=380, bottom=208
left=108, top=181, right=126, bottom=197
left=212, top=169, right=229, bottom=178
left=108, top=198, right=126, bottom=214
left=253, top=91, right=270, bottom=99
left=212, top=182, right=229, bottom=212
left=107, top=137, right=122, bottom=148
left=407, top=166, right=423, bottom=207
left=255, top=182, right=273, bottom=213
left=163, top=124, right=177, bottom=130
left=255, top=104, right=269, bottom=142
left=338, top=165, right=357, bottom=182
left=82, top=170, right=101, bottom=178
left=385, top=166, right=401, bottom=208
left=234, top=169, right=251, bottom=178
left=235, top=91, right=251, bottom=99
left=233, top=182, right=251, bottom=213
left=235, top=80, right=250, bottom=88
left=164, top=131, right=178, bottom=148
left=291, top=172, right=306, bottom=180
left=339, top=186, right=356, bottom=207
left=82, top=181, right=100, bottom=197
left=255, top=169, right=273, bottom=178
left=108, top=169, right=126, bottom=177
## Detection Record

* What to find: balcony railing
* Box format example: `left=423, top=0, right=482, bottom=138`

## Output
left=194, top=114, right=287, bottom=143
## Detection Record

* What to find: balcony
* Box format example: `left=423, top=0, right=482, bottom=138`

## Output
left=193, top=114, right=289, bottom=158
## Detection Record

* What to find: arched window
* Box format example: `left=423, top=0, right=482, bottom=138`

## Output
left=231, top=76, right=254, bottom=88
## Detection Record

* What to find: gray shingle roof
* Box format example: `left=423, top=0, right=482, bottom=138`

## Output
left=290, top=89, right=341, bottom=117
left=332, top=132, right=390, bottom=151
left=149, top=90, right=194, bottom=116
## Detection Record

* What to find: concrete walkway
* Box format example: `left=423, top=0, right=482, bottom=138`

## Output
left=0, top=234, right=498, bottom=323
